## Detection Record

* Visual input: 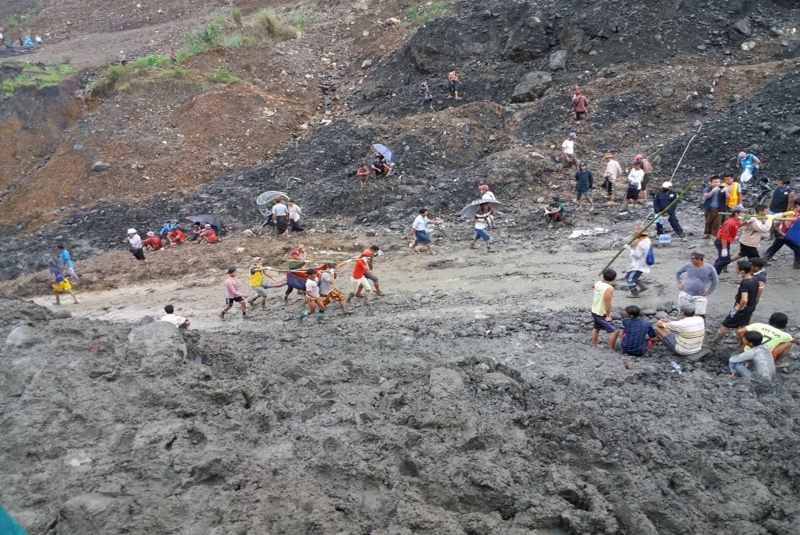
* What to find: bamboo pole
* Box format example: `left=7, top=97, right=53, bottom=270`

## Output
left=718, top=213, right=795, bottom=220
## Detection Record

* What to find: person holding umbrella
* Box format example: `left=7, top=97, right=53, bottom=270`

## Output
left=411, top=208, right=442, bottom=255
left=470, top=203, right=496, bottom=253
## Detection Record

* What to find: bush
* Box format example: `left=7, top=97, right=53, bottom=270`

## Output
left=184, top=18, right=225, bottom=54
left=406, top=1, right=449, bottom=27
left=134, top=54, right=169, bottom=67
left=296, top=13, right=306, bottom=34
left=251, top=9, right=298, bottom=41
left=231, top=5, right=242, bottom=28
left=208, top=69, right=238, bottom=84
left=3, top=64, right=76, bottom=98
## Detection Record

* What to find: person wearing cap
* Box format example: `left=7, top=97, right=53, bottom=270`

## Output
left=731, top=204, right=772, bottom=262
left=478, top=184, right=496, bottom=201
left=356, top=245, right=384, bottom=296
left=602, top=153, right=623, bottom=204
left=220, top=267, right=249, bottom=320
left=198, top=224, right=218, bottom=244
left=675, top=251, right=719, bottom=319
left=471, top=203, right=496, bottom=252
left=124, top=228, right=146, bottom=264
left=574, top=161, right=594, bottom=211
left=634, top=153, right=654, bottom=202
left=652, top=181, right=685, bottom=240
left=248, top=257, right=275, bottom=309
left=618, top=305, right=657, bottom=357
left=48, top=259, right=78, bottom=305
left=300, top=269, right=327, bottom=322
left=271, top=198, right=290, bottom=236
left=737, top=151, right=761, bottom=185
left=356, top=163, right=370, bottom=188
left=701, top=175, right=725, bottom=239
left=763, top=198, right=800, bottom=269
left=544, top=195, right=565, bottom=227
left=737, top=312, right=800, bottom=373
left=142, top=231, right=163, bottom=251
left=571, top=89, right=588, bottom=121
left=655, top=303, right=705, bottom=356
left=557, top=133, right=579, bottom=177
left=713, top=204, right=746, bottom=274
left=167, top=227, right=187, bottom=246
left=712, top=260, right=760, bottom=344
left=346, top=251, right=374, bottom=305
left=621, top=160, right=644, bottom=212
left=728, top=331, right=775, bottom=380
left=623, top=226, right=652, bottom=297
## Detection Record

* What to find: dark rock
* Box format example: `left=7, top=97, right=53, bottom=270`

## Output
left=511, top=71, right=552, bottom=103
left=92, top=161, right=110, bottom=171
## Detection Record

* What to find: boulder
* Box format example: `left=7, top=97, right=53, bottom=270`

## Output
left=549, top=50, right=568, bottom=70
left=429, top=368, right=465, bottom=398
left=511, top=71, right=552, bottom=103
left=125, top=320, right=188, bottom=376
left=91, top=161, right=110, bottom=171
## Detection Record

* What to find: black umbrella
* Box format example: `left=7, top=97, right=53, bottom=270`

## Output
left=186, top=214, right=223, bottom=230
left=459, top=199, right=503, bottom=219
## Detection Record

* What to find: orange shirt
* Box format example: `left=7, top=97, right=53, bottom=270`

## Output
left=168, top=230, right=186, bottom=243
left=352, top=257, right=368, bottom=279
left=200, top=229, right=217, bottom=243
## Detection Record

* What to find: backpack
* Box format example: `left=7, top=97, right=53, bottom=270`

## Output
left=646, top=246, right=656, bottom=266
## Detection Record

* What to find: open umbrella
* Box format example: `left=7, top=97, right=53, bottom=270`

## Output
left=255, top=190, right=291, bottom=217
left=459, top=199, right=503, bottom=219
left=372, top=143, right=394, bottom=164
left=186, top=214, right=222, bottom=230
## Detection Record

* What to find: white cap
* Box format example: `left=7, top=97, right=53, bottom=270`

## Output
left=662, top=181, right=672, bottom=188
left=146, top=231, right=155, bottom=237
left=738, top=151, right=747, bottom=159
left=127, top=228, right=136, bottom=234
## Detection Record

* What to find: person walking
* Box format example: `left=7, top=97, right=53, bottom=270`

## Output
left=712, top=260, right=760, bottom=345
left=602, top=153, right=623, bottom=204
left=653, top=181, right=685, bottom=240
left=621, top=160, right=644, bottom=212
left=470, top=203, right=495, bottom=252
left=287, top=200, right=304, bottom=232
left=728, top=331, right=774, bottom=380
left=574, top=161, right=594, bottom=211
left=763, top=198, right=800, bottom=268
left=300, top=269, right=326, bottom=322
left=731, top=205, right=773, bottom=262
left=271, top=198, right=290, bottom=236
left=248, top=257, right=275, bottom=309
left=557, top=133, right=579, bottom=177
left=634, top=154, right=654, bottom=202
left=447, top=69, right=461, bottom=100
left=675, top=251, right=719, bottom=319
left=571, top=89, right=588, bottom=121
left=623, top=226, right=652, bottom=297
left=410, top=209, right=442, bottom=255
left=701, top=175, right=725, bottom=239
left=346, top=251, right=374, bottom=306
left=48, top=259, right=78, bottom=304
left=57, top=244, right=78, bottom=280
left=220, top=267, right=249, bottom=320
left=124, top=228, right=146, bottom=264
left=713, top=205, right=745, bottom=274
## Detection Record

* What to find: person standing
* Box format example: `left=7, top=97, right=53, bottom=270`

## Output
left=287, top=200, right=304, bottom=232
left=731, top=205, right=772, bottom=261
left=557, top=133, right=579, bottom=177
left=653, top=181, right=685, bottom=240
left=675, top=251, right=719, bottom=319
left=478, top=184, right=496, bottom=201
left=169, top=47, right=177, bottom=64
left=634, top=154, right=654, bottom=202
left=119, top=51, right=127, bottom=65
left=713, top=205, right=745, bottom=274
left=701, top=175, right=725, bottom=239
left=300, top=269, right=327, bottom=322
left=220, top=267, right=249, bottom=320
left=271, top=198, right=290, bottom=236
left=470, top=203, right=495, bottom=252
left=602, top=153, right=623, bottom=204
left=590, top=269, right=620, bottom=349
left=763, top=198, right=800, bottom=268
left=722, top=172, right=741, bottom=214
left=574, top=161, right=594, bottom=211
left=124, top=228, right=146, bottom=264
left=713, top=260, right=760, bottom=344
left=623, top=226, right=651, bottom=296
left=248, top=257, right=275, bottom=309
left=571, top=89, right=588, bottom=121
left=160, top=304, right=190, bottom=330
left=728, top=331, right=774, bottom=380
left=356, top=164, right=370, bottom=188
left=346, top=251, right=374, bottom=305
left=768, top=178, right=795, bottom=215
left=410, top=209, right=442, bottom=255
left=447, top=69, right=461, bottom=100
left=57, top=244, right=78, bottom=280
left=621, top=160, right=644, bottom=212
left=48, top=259, right=78, bottom=304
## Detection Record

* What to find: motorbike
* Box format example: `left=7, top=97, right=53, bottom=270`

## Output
left=744, top=176, right=772, bottom=208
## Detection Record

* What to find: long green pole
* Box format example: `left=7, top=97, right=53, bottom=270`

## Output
left=598, top=177, right=701, bottom=275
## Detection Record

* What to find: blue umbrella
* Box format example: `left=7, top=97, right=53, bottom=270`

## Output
left=372, top=143, right=394, bottom=164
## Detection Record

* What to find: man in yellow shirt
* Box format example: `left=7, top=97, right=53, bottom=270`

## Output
left=591, top=269, right=620, bottom=349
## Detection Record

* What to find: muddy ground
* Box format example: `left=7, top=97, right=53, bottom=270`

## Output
left=2, top=208, right=800, bottom=535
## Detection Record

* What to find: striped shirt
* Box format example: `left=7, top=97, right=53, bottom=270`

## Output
left=663, top=316, right=705, bottom=355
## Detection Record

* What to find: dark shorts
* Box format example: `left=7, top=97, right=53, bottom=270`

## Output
left=592, top=313, right=617, bottom=333
left=722, top=309, right=754, bottom=329
left=132, top=247, right=145, bottom=261
left=448, top=81, right=459, bottom=92
left=738, top=244, right=760, bottom=259
left=575, top=111, right=585, bottom=120
left=414, top=230, right=431, bottom=245
left=625, top=187, right=640, bottom=200
left=602, top=179, right=613, bottom=196
left=661, top=333, right=679, bottom=353
left=225, top=297, right=244, bottom=306
left=642, top=173, right=653, bottom=189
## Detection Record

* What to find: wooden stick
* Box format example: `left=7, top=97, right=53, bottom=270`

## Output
left=718, top=212, right=794, bottom=220
left=670, top=123, right=702, bottom=182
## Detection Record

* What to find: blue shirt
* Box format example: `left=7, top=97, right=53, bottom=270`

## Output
left=702, top=185, right=724, bottom=209
left=0, top=506, right=27, bottom=535
left=739, top=153, right=758, bottom=173
left=621, top=317, right=656, bottom=356
left=675, top=262, right=719, bottom=296
left=60, top=249, right=73, bottom=268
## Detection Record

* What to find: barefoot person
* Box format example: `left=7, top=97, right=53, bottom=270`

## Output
left=675, top=251, right=719, bottom=319
left=347, top=251, right=374, bottom=306
left=448, top=69, right=461, bottom=100
left=300, top=269, right=326, bottom=322
left=712, top=260, right=759, bottom=344
left=654, top=304, right=705, bottom=357
left=470, top=203, right=495, bottom=252
left=410, top=209, right=442, bottom=255
left=248, top=257, right=275, bottom=309
left=590, top=269, right=620, bottom=349
left=220, top=267, right=249, bottom=320
left=319, top=263, right=353, bottom=316
left=48, top=259, right=78, bottom=304
left=728, top=331, right=774, bottom=380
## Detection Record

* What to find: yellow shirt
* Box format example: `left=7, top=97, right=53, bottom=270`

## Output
left=592, top=281, right=612, bottom=316
left=249, top=266, right=263, bottom=287
left=726, top=183, right=740, bottom=208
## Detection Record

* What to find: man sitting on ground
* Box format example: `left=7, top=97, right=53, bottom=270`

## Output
left=142, top=231, right=163, bottom=251
left=198, top=224, right=218, bottom=244
left=167, top=228, right=187, bottom=245
left=737, top=312, right=800, bottom=373
left=619, top=305, right=657, bottom=356
left=160, top=304, right=190, bottom=330
left=654, top=304, right=705, bottom=356
left=728, top=331, right=775, bottom=380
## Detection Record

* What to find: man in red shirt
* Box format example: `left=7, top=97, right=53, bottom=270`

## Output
left=571, top=89, right=588, bottom=121
left=713, top=204, right=745, bottom=274
left=346, top=250, right=373, bottom=305
left=142, top=231, right=163, bottom=250
left=167, top=228, right=186, bottom=245
left=198, top=224, right=218, bottom=244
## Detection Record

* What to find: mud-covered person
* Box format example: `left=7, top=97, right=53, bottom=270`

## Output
left=728, top=331, right=774, bottom=380
left=590, top=269, right=620, bottom=350
left=410, top=209, right=442, bottom=255
left=356, top=163, right=370, bottom=188
left=712, top=260, right=759, bottom=345
left=675, top=251, right=718, bottom=320
left=271, top=197, right=290, bottom=236
left=161, top=304, right=190, bottom=330
left=447, top=69, right=461, bottom=100
left=124, top=228, right=146, bottom=264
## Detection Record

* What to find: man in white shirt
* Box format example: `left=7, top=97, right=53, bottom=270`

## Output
left=410, top=209, right=442, bottom=255
left=160, top=304, right=190, bottom=330
left=557, top=133, right=579, bottom=177
left=287, top=200, right=304, bottom=232
left=300, top=269, right=326, bottom=322
left=271, top=198, right=290, bottom=236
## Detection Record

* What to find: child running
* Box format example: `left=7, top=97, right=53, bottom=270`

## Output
left=220, top=267, right=248, bottom=320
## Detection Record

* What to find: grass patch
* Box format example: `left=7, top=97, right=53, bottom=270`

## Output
left=208, top=69, right=238, bottom=84
left=183, top=17, right=226, bottom=54
left=2, top=64, right=75, bottom=98
left=405, top=1, right=449, bottom=27
left=231, top=5, right=243, bottom=27
left=296, top=13, right=307, bottom=34
left=133, top=54, right=170, bottom=68
left=251, top=9, right=299, bottom=40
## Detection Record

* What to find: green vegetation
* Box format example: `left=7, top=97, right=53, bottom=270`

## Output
left=208, top=69, right=238, bottom=84
left=86, top=57, right=174, bottom=97
left=182, top=9, right=299, bottom=55
left=250, top=8, right=299, bottom=41
left=2, top=64, right=75, bottom=98
left=231, top=5, right=243, bottom=28
left=183, top=17, right=226, bottom=55
left=406, top=1, right=449, bottom=27
left=296, top=13, right=307, bottom=34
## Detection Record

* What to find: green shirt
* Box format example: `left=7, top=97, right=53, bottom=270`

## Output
left=746, top=323, right=792, bottom=351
